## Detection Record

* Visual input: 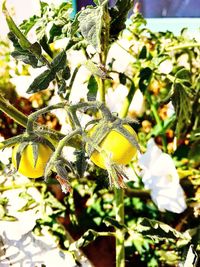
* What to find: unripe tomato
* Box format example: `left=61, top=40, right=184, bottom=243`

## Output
left=88, top=124, right=138, bottom=169
left=12, top=143, right=53, bottom=178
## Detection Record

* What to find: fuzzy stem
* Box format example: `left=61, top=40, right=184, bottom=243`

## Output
left=166, top=42, right=200, bottom=51
left=97, top=77, right=105, bottom=103
left=114, top=188, right=125, bottom=267
left=0, top=182, right=46, bottom=192
left=26, top=102, right=67, bottom=133
left=0, top=94, right=28, bottom=127
left=150, top=100, right=168, bottom=152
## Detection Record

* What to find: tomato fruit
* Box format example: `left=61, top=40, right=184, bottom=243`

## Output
left=12, top=143, right=53, bottom=178
left=88, top=124, right=138, bottom=169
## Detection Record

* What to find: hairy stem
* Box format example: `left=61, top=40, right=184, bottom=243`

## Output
left=0, top=94, right=27, bottom=127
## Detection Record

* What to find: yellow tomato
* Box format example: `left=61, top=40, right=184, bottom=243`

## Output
left=12, top=143, right=53, bottom=178
left=88, top=124, right=138, bottom=169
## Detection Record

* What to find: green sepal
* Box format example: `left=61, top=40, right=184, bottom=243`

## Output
left=31, top=142, right=39, bottom=168
left=86, top=120, right=112, bottom=157
left=55, top=158, right=74, bottom=193
left=15, top=142, right=29, bottom=170
left=116, top=124, right=141, bottom=152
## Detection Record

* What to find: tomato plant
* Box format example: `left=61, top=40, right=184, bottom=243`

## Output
left=0, top=1, right=199, bottom=267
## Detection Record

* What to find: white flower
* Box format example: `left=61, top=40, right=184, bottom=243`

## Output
left=106, top=85, right=128, bottom=113
left=107, top=39, right=134, bottom=73
left=158, top=59, right=173, bottom=74
left=138, top=139, right=187, bottom=213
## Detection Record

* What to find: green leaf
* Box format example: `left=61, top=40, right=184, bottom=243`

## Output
left=27, top=69, right=56, bottom=93
left=20, top=15, right=39, bottom=35
left=50, top=50, right=66, bottom=72
left=139, top=67, right=152, bottom=93
left=18, top=192, right=37, bottom=212
left=134, top=217, right=191, bottom=246
left=104, top=217, right=125, bottom=230
left=2, top=1, right=31, bottom=50
left=78, top=6, right=104, bottom=52
left=172, top=68, right=195, bottom=138
left=57, top=79, right=67, bottom=95
left=84, top=60, right=111, bottom=79
left=62, top=66, right=70, bottom=80
left=44, top=192, right=66, bottom=213
left=87, top=75, right=98, bottom=101
left=8, top=32, right=43, bottom=68
left=30, top=42, right=42, bottom=56
left=69, top=229, right=99, bottom=251
left=139, top=46, right=147, bottom=59
left=109, top=0, right=133, bottom=40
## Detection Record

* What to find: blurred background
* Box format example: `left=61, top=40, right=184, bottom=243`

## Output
left=77, top=0, right=200, bottom=17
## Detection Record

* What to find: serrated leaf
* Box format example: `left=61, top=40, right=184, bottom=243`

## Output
left=8, top=32, right=43, bottom=68
left=44, top=192, right=66, bottom=212
left=32, top=143, right=39, bottom=168
left=20, top=15, right=39, bottom=35
left=51, top=50, right=67, bottom=72
left=104, top=217, right=125, bottom=229
left=87, top=75, right=98, bottom=101
left=69, top=229, right=99, bottom=251
left=78, top=6, right=104, bottom=52
left=11, top=50, right=43, bottom=68
left=172, top=68, right=195, bottom=138
left=16, top=142, right=29, bottom=170
left=134, top=217, right=191, bottom=245
left=27, top=69, right=56, bottom=93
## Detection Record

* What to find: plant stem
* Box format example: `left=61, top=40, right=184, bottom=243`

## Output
left=150, top=100, right=168, bottom=152
left=0, top=94, right=28, bottom=127
left=0, top=182, right=46, bottom=192
left=114, top=188, right=125, bottom=267
left=113, top=80, right=137, bottom=267
left=146, top=92, right=168, bottom=152
left=166, top=42, right=200, bottom=51
left=97, top=77, right=106, bottom=103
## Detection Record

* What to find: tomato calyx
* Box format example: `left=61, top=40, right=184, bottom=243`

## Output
left=85, top=116, right=140, bottom=188
left=86, top=117, right=140, bottom=157
left=12, top=136, right=55, bottom=173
